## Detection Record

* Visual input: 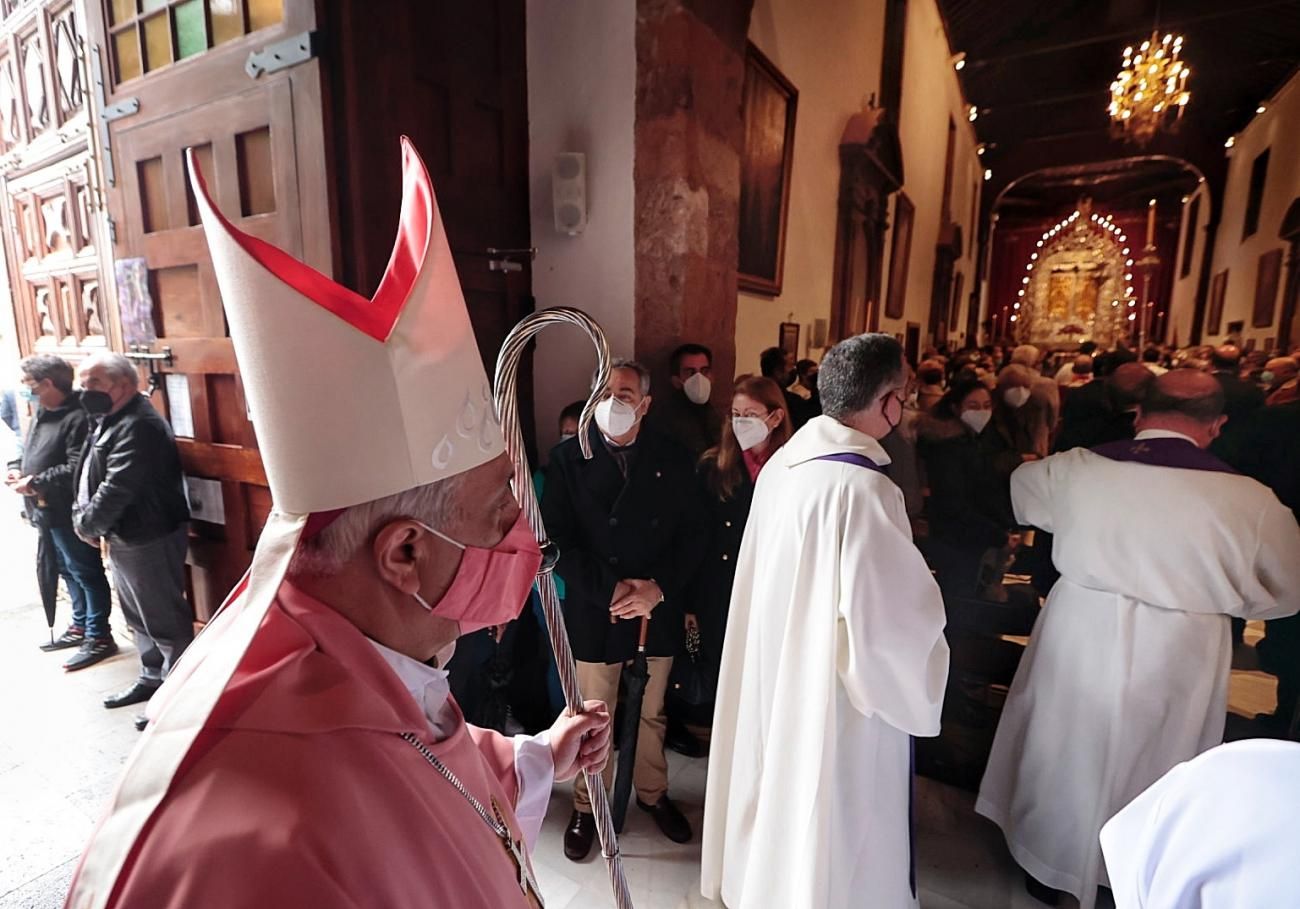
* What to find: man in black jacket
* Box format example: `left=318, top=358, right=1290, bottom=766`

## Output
left=6, top=354, right=115, bottom=668
left=73, top=353, right=191, bottom=716
left=543, top=358, right=706, bottom=860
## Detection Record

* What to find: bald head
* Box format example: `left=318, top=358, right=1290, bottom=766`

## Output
left=1265, top=357, right=1298, bottom=384
left=1210, top=344, right=1242, bottom=371
left=1136, top=370, right=1228, bottom=448
left=1108, top=362, right=1156, bottom=408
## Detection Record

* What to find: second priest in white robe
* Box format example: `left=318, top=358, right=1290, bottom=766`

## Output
left=702, top=333, right=950, bottom=909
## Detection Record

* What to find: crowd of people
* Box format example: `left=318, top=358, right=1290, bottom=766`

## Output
left=11, top=324, right=1300, bottom=907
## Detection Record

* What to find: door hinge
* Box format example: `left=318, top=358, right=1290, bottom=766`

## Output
left=90, top=44, right=139, bottom=187
left=245, top=31, right=318, bottom=80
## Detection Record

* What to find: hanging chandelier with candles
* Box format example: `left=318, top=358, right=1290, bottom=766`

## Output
left=1108, top=31, right=1191, bottom=145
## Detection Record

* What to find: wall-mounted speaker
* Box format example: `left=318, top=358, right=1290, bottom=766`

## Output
left=552, top=152, right=587, bottom=235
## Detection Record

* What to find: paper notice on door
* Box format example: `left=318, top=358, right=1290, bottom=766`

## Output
left=183, top=475, right=226, bottom=526
left=164, top=374, right=194, bottom=438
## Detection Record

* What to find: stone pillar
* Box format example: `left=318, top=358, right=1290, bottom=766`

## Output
left=634, top=0, right=754, bottom=404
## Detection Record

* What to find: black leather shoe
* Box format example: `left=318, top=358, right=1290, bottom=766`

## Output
left=1024, top=871, right=1063, bottom=906
left=104, top=680, right=160, bottom=710
left=134, top=714, right=149, bottom=732
left=64, top=638, right=119, bottom=672
left=637, top=795, right=692, bottom=843
left=665, top=721, right=706, bottom=758
left=563, top=810, right=597, bottom=861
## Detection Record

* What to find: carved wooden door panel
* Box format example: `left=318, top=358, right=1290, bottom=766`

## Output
left=83, top=0, right=330, bottom=619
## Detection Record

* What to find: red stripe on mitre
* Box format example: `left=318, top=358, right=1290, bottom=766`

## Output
left=185, top=136, right=433, bottom=343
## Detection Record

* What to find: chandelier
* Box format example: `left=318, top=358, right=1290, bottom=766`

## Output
left=1108, top=31, right=1190, bottom=145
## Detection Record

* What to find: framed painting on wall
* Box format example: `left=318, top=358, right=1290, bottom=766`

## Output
left=1206, top=269, right=1228, bottom=336
left=1252, top=248, right=1283, bottom=329
left=738, top=43, right=798, bottom=296
left=885, top=193, right=914, bottom=320
left=778, top=321, right=800, bottom=356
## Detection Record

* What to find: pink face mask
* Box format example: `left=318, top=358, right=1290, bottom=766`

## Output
left=411, top=510, right=542, bottom=635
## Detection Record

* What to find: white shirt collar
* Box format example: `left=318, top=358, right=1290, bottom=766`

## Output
left=370, top=639, right=455, bottom=739
left=1134, top=429, right=1198, bottom=445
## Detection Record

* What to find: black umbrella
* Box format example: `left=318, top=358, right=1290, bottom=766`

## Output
left=35, top=527, right=59, bottom=644
left=610, top=616, right=650, bottom=833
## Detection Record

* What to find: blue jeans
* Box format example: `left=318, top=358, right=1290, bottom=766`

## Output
left=47, top=526, right=112, bottom=639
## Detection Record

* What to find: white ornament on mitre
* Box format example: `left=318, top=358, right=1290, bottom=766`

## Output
left=63, top=140, right=507, bottom=909
left=188, top=135, right=504, bottom=514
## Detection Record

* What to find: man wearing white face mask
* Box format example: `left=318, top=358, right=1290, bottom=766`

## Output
left=543, top=357, right=708, bottom=860
left=647, top=343, right=721, bottom=457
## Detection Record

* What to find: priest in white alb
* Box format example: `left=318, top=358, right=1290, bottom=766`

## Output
left=976, top=369, right=1300, bottom=909
left=702, top=333, right=950, bottom=909
left=62, top=139, right=612, bottom=909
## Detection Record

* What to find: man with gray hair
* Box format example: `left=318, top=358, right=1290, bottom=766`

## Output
left=543, top=357, right=706, bottom=860
left=703, top=333, right=949, bottom=907
left=72, top=352, right=191, bottom=720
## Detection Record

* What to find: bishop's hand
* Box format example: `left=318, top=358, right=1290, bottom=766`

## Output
left=549, top=700, right=612, bottom=782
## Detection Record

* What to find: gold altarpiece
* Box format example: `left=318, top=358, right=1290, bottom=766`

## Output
left=1015, top=203, right=1132, bottom=349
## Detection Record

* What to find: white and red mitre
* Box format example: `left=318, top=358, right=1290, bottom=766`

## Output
left=65, top=140, right=503, bottom=909
left=193, top=135, right=503, bottom=512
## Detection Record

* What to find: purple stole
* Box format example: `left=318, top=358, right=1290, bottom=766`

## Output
left=1091, top=437, right=1238, bottom=474
left=812, top=451, right=888, bottom=474
left=812, top=449, right=914, bottom=897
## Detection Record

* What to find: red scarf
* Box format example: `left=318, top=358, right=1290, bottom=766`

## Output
left=742, top=446, right=775, bottom=483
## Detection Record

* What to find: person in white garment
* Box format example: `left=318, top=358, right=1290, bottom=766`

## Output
left=976, top=369, right=1300, bottom=909
left=1100, top=739, right=1300, bottom=909
left=701, top=333, right=950, bottom=909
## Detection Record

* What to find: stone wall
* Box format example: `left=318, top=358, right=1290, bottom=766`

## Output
left=634, top=0, right=754, bottom=403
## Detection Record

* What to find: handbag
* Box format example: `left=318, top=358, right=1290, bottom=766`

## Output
left=668, top=623, right=716, bottom=708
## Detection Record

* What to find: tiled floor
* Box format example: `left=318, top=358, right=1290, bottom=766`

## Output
left=0, top=488, right=1280, bottom=908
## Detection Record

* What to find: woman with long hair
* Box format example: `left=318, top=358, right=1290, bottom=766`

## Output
left=679, top=376, right=793, bottom=737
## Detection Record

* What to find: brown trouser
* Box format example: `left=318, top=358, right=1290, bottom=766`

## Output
left=573, top=656, right=673, bottom=812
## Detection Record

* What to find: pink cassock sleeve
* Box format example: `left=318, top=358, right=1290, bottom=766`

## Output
left=466, top=726, right=555, bottom=851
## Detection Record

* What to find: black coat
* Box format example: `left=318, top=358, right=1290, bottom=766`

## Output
left=1054, top=381, right=1136, bottom=452
left=73, top=394, right=189, bottom=544
left=542, top=424, right=707, bottom=663
left=10, top=391, right=88, bottom=528
left=688, top=463, right=755, bottom=671
left=916, top=415, right=1015, bottom=550
left=646, top=390, right=720, bottom=458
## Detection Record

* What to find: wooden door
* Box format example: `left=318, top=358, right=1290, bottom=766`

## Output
left=83, top=0, right=331, bottom=619
left=324, top=0, right=535, bottom=451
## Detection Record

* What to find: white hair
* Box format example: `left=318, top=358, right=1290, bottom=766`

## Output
left=80, top=351, right=140, bottom=388
left=287, top=474, right=467, bottom=577
left=1011, top=344, right=1041, bottom=367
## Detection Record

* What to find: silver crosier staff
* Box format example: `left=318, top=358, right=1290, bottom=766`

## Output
left=493, top=307, right=634, bottom=909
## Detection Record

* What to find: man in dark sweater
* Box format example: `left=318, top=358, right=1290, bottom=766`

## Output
left=543, top=358, right=706, bottom=860
left=6, top=354, right=115, bottom=669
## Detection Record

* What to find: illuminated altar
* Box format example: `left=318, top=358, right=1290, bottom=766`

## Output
left=1012, top=201, right=1136, bottom=349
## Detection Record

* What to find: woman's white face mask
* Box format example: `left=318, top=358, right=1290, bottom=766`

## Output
left=961, top=410, right=993, bottom=434
left=731, top=416, right=772, bottom=451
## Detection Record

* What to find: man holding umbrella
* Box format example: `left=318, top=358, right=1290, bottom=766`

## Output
left=6, top=353, right=115, bottom=669
left=544, top=358, right=707, bottom=860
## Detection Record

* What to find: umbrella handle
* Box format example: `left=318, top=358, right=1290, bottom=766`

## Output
left=636, top=616, right=649, bottom=650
